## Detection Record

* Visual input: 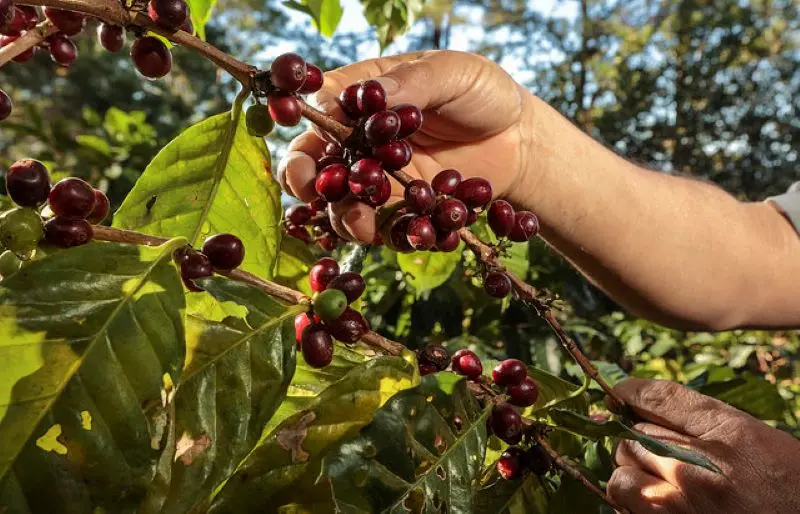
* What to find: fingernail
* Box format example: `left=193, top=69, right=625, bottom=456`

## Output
left=375, top=76, right=400, bottom=95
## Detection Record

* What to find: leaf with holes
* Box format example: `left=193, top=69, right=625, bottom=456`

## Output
left=321, top=373, right=490, bottom=513
left=0, top=240, right=186, bottom=511
left=473, top=471, right=549, bottom=514
left=207, top=355, right=417, bottom=512
left=149, top=277, right=303, bottom=513
left=114, top=91, right=281, bottom=280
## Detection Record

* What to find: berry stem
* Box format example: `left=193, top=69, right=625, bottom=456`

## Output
left=0, top=20, right=57, bottom=66
left=298, top=99, right=353, bottom=142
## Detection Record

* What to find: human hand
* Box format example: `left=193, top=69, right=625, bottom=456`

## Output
left=278, top=50, right=536, bottom=243
left=607, top=378, right=800, bottom=513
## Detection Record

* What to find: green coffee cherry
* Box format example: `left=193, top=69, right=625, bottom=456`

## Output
left=0, top=207, right=43, bottom=259
left=0, top=250, right=22, bottom=279
left=313, top=288, right=348, bottom=323
left=246, top=104, right=275, bottom=137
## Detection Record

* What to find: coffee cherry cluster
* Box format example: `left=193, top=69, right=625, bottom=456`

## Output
left=495, top=443, right=551, bottom=480
left=282, top=199, right=342, bottom=251
left=131, top=0, right=192, bottom=79
left=293, top=258, right=369, bottom=368
left=173, top=232, right=245, bottom=291
left=0, top=4, right=80, bottom=74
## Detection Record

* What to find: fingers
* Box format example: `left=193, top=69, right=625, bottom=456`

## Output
left=615, top=423, right=703, bottom=487
left=608, top=465, right=689, bottom=513
left=328, top=197, right=378, bottom=243
left=278, top=131, right=327, bottom=201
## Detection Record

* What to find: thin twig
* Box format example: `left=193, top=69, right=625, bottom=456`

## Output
left=0, top=20, right=57, bottom=66
left=298, top=99, right=352, bottom=142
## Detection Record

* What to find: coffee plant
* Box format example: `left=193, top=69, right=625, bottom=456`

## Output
left=0, top=1, right=732, bottom=512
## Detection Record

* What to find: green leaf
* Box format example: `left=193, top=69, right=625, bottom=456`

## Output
left=566, top=361, right=628, bottom=392
left=285, top=0, right=344, bottom=37
left=186, top=0, right=217, bottom=39
left=526, top=366, right=589, bottom=414
left=0, top=240, right=187, bottom=510
left=397, top=250, right=461, bottom=294
left=361, top=0, right=424, bottom=50
left=474, top=472, right=549, bottom=514
left=153, top=277, right=303, bottom=513
left=273, top=232, right=316, bottom=295
left=548, top=471, right=614, bottom=514
left=208, top=355, right=417, bottom=512
left=698, top=374, right=787, bottom=421
left=322, top=374, right=489, bottom=513
left=548, top=410, right=722, bottom=474
left=114, top=91, right=282, bottom=280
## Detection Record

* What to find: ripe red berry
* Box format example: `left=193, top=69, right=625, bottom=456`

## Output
left=404, top=180, right=435, bottom=214
left=356, top=79, right=387, bottom=116
left=419, top=362, right=438, bottom=376
left=294, top=312, right=314, bottom=347
left=455, top=177, right=493, bottom=209
left=327, top=271, right=366, bottom=304
left=326, top=307, right=369, bottom=343
left=20, top=5, right=37, bottom=26
left=131, top=36, right=172, bottom=79
left=202, top=233, right=244, bottom=270
left=270, top=52, right=307, bottom=92
left=309, top=257, right=339, bottom=292
left=507, top=377, right=539, bottom=407
left=492, top=359, right=528, bottom=387
left=45, top=8, right=85, bottom=36
left=43, top=216, right=93, bottom=248
left=484, top=271, right=512, bottom=298
left=487, top=200, right=515, bottom=238
left=364, top=174, right=391, bottom=207
left=392, top=104, right=423, bottom=138
left=0, top=88, right=12, bottom=121
left=451, top=349, right=482, bottom=379
left=348, top=158, right=385, bottom=197
left=0, top=0, right=13, bottom=34
left=286, top=224, right=311, bottom=243
left=268, top=92, right=302, bottom=126
left=301, top=324, right=334, bottom=368
left=324, top=142, right=343, bottom=158
left=98, top=24, right=125, bottom=53
left=338, top=83, right=362, bottom=119
left=317, top=234, right=338, bottom=251
left=525, top=445, right=551, bottom=476
left=490, top=403, right=523, bottom=445
left=432, top=198, right=468, bottom=231
left=373, top=140, right=411, bottom=171
left=406, top=215, right=436, bottom=251
left=7, top=159, right=51, bottom=207
left=315, top=163, right=349, bottom=202
left=364, top=110, right=400, bottom=146
left=431, top=169, right=462, bottom=195
left=309, top=198, right=328, bottom=215
left=435, top=230, right=460, bottom=252
left=497, top=447, right=524, bottom=480
left=180, top=250, right=213, bottom=291
left=48, top=34, right=77, bottom=66
left=148, top=0, right=188, bottom=30
left=316, top=155, right=346, bottom=172
left=509, top=211, right=539, bottom=242
left=48, top=178, right=95, bottom=218
left=86, top=189, right=110, bottom=224
left=298, top=64, right=323, bottom=94
left=285, top=204, right=312, bottom=226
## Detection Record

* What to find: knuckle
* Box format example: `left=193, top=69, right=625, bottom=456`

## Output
left=636, top=380, right=681, bottom=411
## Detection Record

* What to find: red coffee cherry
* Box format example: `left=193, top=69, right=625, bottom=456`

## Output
left=148, top=0, right=188, bottom=30
left=432, top=198, right=468, bottom=232
left=507, top=377, right=539, bottom=407
left=404, top=180, right=435, bottom=214
left=309, top=257, right=339, bottom=292
left=497, top=447, right=524, bottom=480
left=316, top=155, right=347, bottom=172
left=492, top=359, right=528, bottom=387
left=298, top=64, right=323, bottom=94
left=0, top=0, right=14, bottom=34
left=435, top=230, right=460, bottom=252
left=201, top=233, right=245, bottom=271
left=317, top=234, right=339, bottom=251
left=285, top=204, right=312, bottom=226
left=315, top=163, right=349, bottom=202
left=356, top=79, right=387, bottom=116
left=268, top=92, right=302, bottom=126
left=0, top=88, right=12, bottom=121
left=364, top=110, right=401, bottom=146
left=392, top=103, right=423, bottom=138
left=179, top=250, right=213, bottom=291
left=419, top=362, right=438, bottom=376
left=294, top=312, right=314, bottom=347
left=44, top=217, right=93, bottom=248
left=348, top=158, right=385, bottom=197
left=451, top=349, right=482, bottom=379
left=44, top=8, right=85, bottom=36
left=98, top=24, right=125, bottom=53
left=373, top=140, right=411, bottom=171
left=85, top=188, right=112, bottom=227
left=326, top=307, right=369, bottom=343
left=48, top=177, right=95, bottom=218
left=6, top=159, right=51, bottom=207
left=489, top=403, right=523, bottom=445
left=488, top=200, right=515, bottom=238
left=48, top=34, right=77, bottom=66
left=270, top=52, right=307, bottom=92
left=131, top=36, right=172, bottom=79
left=455, top=177, right=493, bottom=209
left=484, top=271, right=512, bottom=298
left=364, top=174, right=391, bottom=207
left=431, top=168, right=462, bottom=195
left=338, top=83, right=362, bottom=119
left=301, top=324, right=334, bottom=368
left=286, top=224, right=311, bottom=243
left=327, top=271, right=366, bottom=304
left=406, top=215, right=436, bottom=251
left=509, top=211, right=540, bottom=242
left=324, top=142, right=343, bottom=158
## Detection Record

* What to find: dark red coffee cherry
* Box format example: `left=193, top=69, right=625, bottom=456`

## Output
left=18, top=5, right=36, bottom=27
left=348, top=158, right=385, bottom=197
left=98, top=23, right=125, bottom=52
left=301, top=324, right=334, bottom=368
left=435, top=230, right=460, bottom=252
left=294, top=312, right=314, bottom=347
left=309, top=257, right=339, bottom=292
left=488, top=200, right=515, bottom=238
left=406, top=215, right=436, bottom=251
left=364, top=110, right=400, bottom=146
left=268, top=92, right=302, bottom=126
left=509, top=211, right=539, bottom=242
left=316, top=155, right=346, bottom=171
left=326, top=307, right=369, bottom=343
left=179, top=250, right=213, bottom=291
left=43, top=216, right=93, bottom=248
left=392, top=104, right=423, bottom=138
left=0, top=88, right=12, bottom=121
left=507, top=377, right=539, bottom=407
left=338, top=83, right=362, bottom=119
left=131, top=36, right=172, bottom=79
left=202, top=233, right=244, bottom=270
left=484, top=271, right=512, bottom=298
left=270, top=52, right=307, bottom=92
left=86, top=189, right=110, bottom=224
left=455, top=177, right=493, bottom=209
left=497, top=447, right=524, bottom=480
left=364, top=174, right=391, bottom=207
left=451, top=348, right=482, bottom=379
left=48, top=177, right=95, bottom=218
left=419, top=362, right=438, bottom=376
left=431, top=168, right=462, bottom=195
left=309, top=197, right=328, bottom=215
left=492, top=359, right=528, bottom=387
left=525, top=445, right=551, bottom=476
left=419, top=343, right=450, bottom=371
left=373, top=140, right=411, bottom=171
left=404, top=180, right=435, bottom=214
left=432, top=198, right=468, bottom=232
left=327, top=271, right=366, bottom=304
left=7, top=159, right=51, bottom=207
left=386, top=213, right=415, bottom=253
left=286, top=224, right=311, bottom=243
left=466, top=210, right=478, bottom=226
left=317, top=234, right=338, bottom=251
left=148, top=0, right=188, bottom=30
left=356, top=79, right=386, bottom=116
left=298, top=64, right=323, bottom=94
left=315, top=163, right=349, bottom=202
left=48, top=34, right=77, bottom=66
left=286, top=204, right=312, bottom=226
left=0, top=0, right=13, bottom=34
left=490, top=403, right=523, bottom=445
left=323, top=142, right=343, bottom=158
left=44, top=8, right=84, bottom=36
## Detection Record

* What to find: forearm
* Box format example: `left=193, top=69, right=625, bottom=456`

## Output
left=512, top=97, right=800, bottom=330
